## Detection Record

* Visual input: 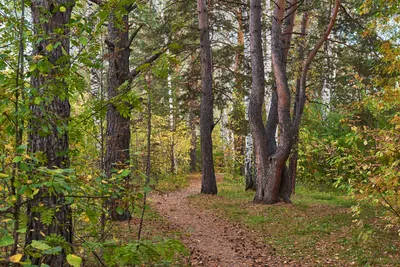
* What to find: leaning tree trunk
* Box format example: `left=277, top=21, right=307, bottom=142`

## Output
left=197, top=0, right=217, bottom=194
left=26, top=1, right=74, bottom=265
left=288, top=12, right=309, bottom=194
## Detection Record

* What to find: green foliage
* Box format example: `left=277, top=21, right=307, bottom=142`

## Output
left=102, top=238, right=188, bottom=266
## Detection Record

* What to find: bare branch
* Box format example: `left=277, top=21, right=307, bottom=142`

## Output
left=126, top=25, right=143, bottom=49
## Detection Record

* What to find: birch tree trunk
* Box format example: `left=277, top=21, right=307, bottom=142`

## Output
left=197, top=0, right=217, bottom=194
left=26, top=1, right=74, bottom=265
left=168, top=74, right=177, bottom=174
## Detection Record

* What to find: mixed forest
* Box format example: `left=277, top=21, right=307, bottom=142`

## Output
left=0, top=0, right=399, bottom=266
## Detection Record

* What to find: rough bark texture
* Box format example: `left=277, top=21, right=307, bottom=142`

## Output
left=26, top=1, right=74, bottom=265
left=105, top=11, right=132, bottom=221
left=249, top=0, right=275, bottom=202
left=197, top=0, right=217, bottom=194
left=289, top=12, right=309, bottom=194
left=252, top=0, right=340, bottom=204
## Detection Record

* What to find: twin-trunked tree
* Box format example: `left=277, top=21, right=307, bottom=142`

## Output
left=249, top=0, right=341, bottom=203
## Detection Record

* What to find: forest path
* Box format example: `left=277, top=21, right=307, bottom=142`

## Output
left=151, top=174, right=297, bottom=267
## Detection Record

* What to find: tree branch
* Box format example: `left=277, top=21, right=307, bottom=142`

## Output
left=293, top=0, right=341, bottom=133
left=126, top=25, right=143, bottom=49
left=128, top=49, right=166, bottom=82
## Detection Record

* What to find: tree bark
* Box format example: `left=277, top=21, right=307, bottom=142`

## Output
left=289, top=12, right=309, bottom=194
left=197, top=0, right=217, bottom=194
left=251, top=0, right=340, bottom=204
left=26, top=1, right=74, bottom=265
left=105, top=10, right=132, bottom=221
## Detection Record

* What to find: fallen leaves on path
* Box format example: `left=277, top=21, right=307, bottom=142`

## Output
left=150, top=177, right=302, bottom=267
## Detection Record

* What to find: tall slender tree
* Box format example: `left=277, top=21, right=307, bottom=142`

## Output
left=197, top=0, right=217, bottom=194
left=89, top=0, right=163, bottom=220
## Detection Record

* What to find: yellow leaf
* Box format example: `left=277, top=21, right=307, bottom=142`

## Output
left=4, top=144, right=13, bottom=150
left=9, top=254, right=23, bottom=263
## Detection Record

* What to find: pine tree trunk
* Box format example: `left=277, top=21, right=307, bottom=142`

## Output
left=26, top=1, right=74, bottom=265
left=105, top=11, right=131, bottom=221
left=197, top=0, right=217, bottom=194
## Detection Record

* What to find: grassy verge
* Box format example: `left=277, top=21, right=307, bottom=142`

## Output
left=189, top=175, right=400, bottom=266
left=154, top=173, right=199, bottom=192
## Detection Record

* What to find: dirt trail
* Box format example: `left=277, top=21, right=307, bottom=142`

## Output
left=151, top=176, right=299, bottom=266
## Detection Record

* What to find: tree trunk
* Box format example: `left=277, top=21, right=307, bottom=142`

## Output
left=26, top=1, right=74, bottom=265
left=105, top=10, right=132, bottom=221
left=289, top=12, right=309, bottom=195
left=249, top=0, right=272, bottom=201
left=197, top=0, right=217, bottom=194
left=254, top=0, right=340, bottom=204
left=168, top=74, right=177, bottom=174
left=251, top=0, right=296, bottom=204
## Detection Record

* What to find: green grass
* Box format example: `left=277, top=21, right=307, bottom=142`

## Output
left=189, top=176, right=400, bottom=266
left=155, top=173, right=195, bottom=192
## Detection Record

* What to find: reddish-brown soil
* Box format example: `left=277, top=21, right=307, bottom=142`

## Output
left=151, top=176, right=301, bottom=266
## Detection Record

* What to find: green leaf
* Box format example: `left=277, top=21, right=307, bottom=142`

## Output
left=29, top=64, right=37, bottom=72
left=61, top=46, right=68, bottom=56
left=66, top=254, right=82, bottom=267
left=43, top=246, right=62, bottom=255
left=0, top=235, right=14, bottom=247
left=20, top=162, right=30, bottom=171
left=120, top=169, right=130, bottom=177
left=34, top=97, right=43, bottom=105
left=12, top=156, right=22, bottom=163
left=79, top=36, right=88, bottom=46
left=116, top=206, right=124, bottom=215
left=143, top=186, right=152, bottom=193
left=16, top=144, right=27, bottom=153
left=59, top=6, right=66, bottom=12
left=0, top=173, right=9, bottom=178
left=31, top=240, right=51, bottom=251
left=45, top=43, right=53, bottom=52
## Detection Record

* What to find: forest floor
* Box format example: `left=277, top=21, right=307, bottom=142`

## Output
left=150, top=174, right=299, bottom=266
left=146, top=173, right=400, bottom=267
left=114, top=173, right=399, bottom=266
